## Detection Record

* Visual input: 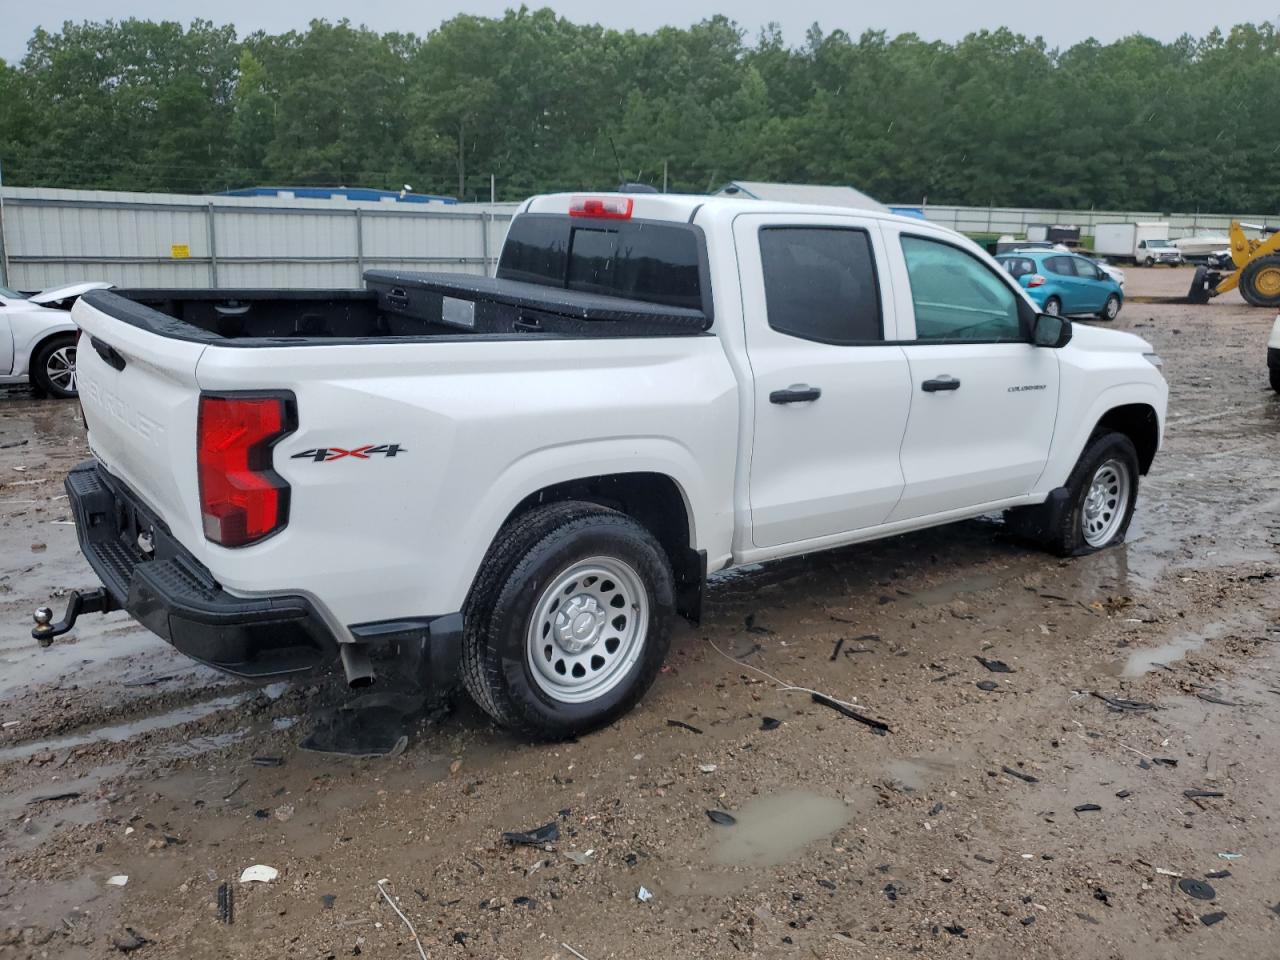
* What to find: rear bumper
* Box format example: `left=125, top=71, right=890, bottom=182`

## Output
left=67, top=460, right=340, bottom=679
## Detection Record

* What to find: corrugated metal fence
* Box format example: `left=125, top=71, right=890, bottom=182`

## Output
left=1, top=186, right=1272, bottom=292
left=0, top=187, right=517, bottom=291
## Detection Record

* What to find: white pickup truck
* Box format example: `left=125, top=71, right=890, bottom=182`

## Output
left=37, top=193, right=1167, bottom=739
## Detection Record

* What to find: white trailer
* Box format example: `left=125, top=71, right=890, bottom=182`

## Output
left=1094, top=223, right=1183, bottom=266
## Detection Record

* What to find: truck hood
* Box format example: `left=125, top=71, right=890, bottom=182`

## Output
left=1067, top=321, right=1152, bottom=355
left=28, top=281, right=114, bottom=306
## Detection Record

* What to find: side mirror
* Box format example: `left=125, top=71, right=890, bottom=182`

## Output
left=1033, top=313, right=1072, bottom=348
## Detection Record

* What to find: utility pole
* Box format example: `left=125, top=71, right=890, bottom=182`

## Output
left=490, top=173, right=496, bottom=204
left=662, top=160, right=668, bottom=194
left=457, top=119, right=465, bottom=201
left=0, top=158, right=9, bottom=287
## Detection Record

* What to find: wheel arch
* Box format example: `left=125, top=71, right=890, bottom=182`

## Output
left=491, top=472, right=706, bottom=624
left=1094, top=403, right=1160, bottom=475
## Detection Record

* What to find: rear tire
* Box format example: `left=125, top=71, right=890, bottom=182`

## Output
left=30, top=334, right=79, bottom=399
left=1097, top=294, right=1121, bottom=321
left=1042, top=432, right=1140, bottom=557
left=461, top=501, right=674, bottom=740
left=1239, top=254, right=1280, bottom=308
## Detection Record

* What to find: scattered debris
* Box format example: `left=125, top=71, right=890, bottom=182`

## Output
left=1200, top=911, right=1227, bottom=926
left=1093, top=887, right=1113, bottom=906
left=563, top=850, right=595, bottom=866
left=699, top=764, right=718, bottom=773
left=666, top=719, right=703, bottom=735
left=251, top=756, right=284, bottom=767
left=217, top=882, right=233, bottom=924
left=1091, top=692, right=1158, bottom=712
left=1001, top=765, right=1039, bottom=784
left=321, top=894, right=337, bottom=909
left=1073, top=803, right=1102, bottom=813
left=1115, top=789, right=1132, bottom=798
left=810, top=693, right=891, bottom=734
left=706, top=809, right=737, bottom=826
left=1020, top=915, right=1036, bottom=926
left=975, top=656, right=1013, bottom=673
left=513, top=896, right=537, bottom=909
left=976, top=680, right=999, bottom=692
left=928, top=802, right=944, bottom=816
left=829, top=638, right=845, bottom=660
left=1217, top=852, right=1242, bottom=861
left=377, top=879, right=429, bottom=960
left=1178, top=878, right=1216, bottom=901
left=1183, top=789, right=1225, bottom=799
left=112, top=927, right=151, bottom=953
left=501, top=821, right=560, bottom=847
left=1155, top=867, right=1183, bottom=878
left=1205, top=870, right=1230, bottom=879
left=636, top=886, right=654, bottom=903
left=25, top=791, right=81, bottom=805
left=942, top=923, right=967, bottom=937
left=107, top=875, right=129, bottom=887
left=744, top=613, right=774, bottom=634
left=760, top=717, right=781, bottom=730
left=1152, top=757, right=1179, bottom=767
left=1197, top=692, right=1241, bottom=707
left=239, top=865, right=279, bottom=884
left=561, top=944, right=591, bottom=960
left=222, top=779, right=248, bottom=801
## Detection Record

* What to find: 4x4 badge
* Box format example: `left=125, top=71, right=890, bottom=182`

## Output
left=290, top=444, right=406, bottom=462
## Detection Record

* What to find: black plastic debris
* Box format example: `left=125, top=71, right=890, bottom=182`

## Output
left=706, top=809, right=737, bottom=826
left=1205, top=870, right=1230, bottom=879
left=1200, top=911, right=1227, bottom=927
left=976, top=680, right=999, bottom=692
left=817, top=879, right=836, bottom=890
left=299, top=706, right=412, bottom=757
left=744, top=614, right=775, bottom=635
left=1073, top=803, right=1102, bottom=813
left=1178, top=878, right=1216, bottom=901
left=113, top=928, right=152, bottom=953
left=928, top=802, right=944, bottom=816
left=1115, top=789, right=1132, bottom=798
left=830, top=638, right=845, bottom=661
left=1197, top=692, right=1240, bottom=707
left=760, top=716, right=782, bottom=731
left=452, top=932, right=469, bottom=945
left=251, top=757, right=284, bottom=767
left=1091, top=692, right=1158, bottom=712
left=321, top=894, right=337, bottom=910
left=1002, top=765, right=1039, bottom=784
left=975, top=656, right=1013, bottom=673
left=1093, top=887, right=1113, bottom=906
left=1152, top=757, right=1179, bottom=767
left=883, top=883, right=898, bottom=902
left=513, top=896, right=537, bottom=909
left=810, top=693, right=891, bottom=734
left=666, top=719, right=703, bottom=734
left=624, top=853, right=639, bottom=867
left=974, top=854, right=995, bottom=864
left=1184, top=789, right=1225, bottom=799
left=25, top=791, right=81, bottom=805
left=217, top=882, right=233, bottom=924
left=501, top=821, right=560, bottom=847
left=942, top=923, right=966, bottom=937
left=1021, top=915, right=1036, bottom=926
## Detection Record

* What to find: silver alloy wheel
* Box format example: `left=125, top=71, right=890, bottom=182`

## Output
left=1104, top=296, right=1120, bottom=320
left=45, top=345, right=77, bottom=393
left=526, top=556, right=649, bottom=704
left=1082, top=458, right=1130, bottom=547
left=1045, top=298, right=1061, bottom=316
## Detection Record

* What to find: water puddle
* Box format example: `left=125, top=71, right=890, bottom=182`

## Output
left=900, top=572, right=1003, bottom=608
left=711, top=791, right=850, bottom=867
left=884, top=755, right=957, bottom=791
left=1116, top=635, right=1206, bottom=677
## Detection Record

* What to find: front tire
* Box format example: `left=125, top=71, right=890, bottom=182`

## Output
left=31, top=334, right=79, bottom=399
left=1043, top=432, right=1140, bottom=557
left=461, top=501, right=674, bottom=740
left=1097, top=294, right=1121, bottom=321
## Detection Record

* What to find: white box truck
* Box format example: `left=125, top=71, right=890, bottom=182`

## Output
left=1094, top=223, right=1184, bottom=266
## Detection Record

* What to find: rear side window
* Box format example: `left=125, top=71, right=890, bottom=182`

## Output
left=1044, top=255, right=1075, bottom=276
left=999, top=257, right=1036, bottom=278
left=759, top=227, right=882, bottom=343
left=498, top=214, right=704, bottom=311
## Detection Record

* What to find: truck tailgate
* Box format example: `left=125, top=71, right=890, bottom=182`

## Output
left=72, top=295, right=208, bottom=550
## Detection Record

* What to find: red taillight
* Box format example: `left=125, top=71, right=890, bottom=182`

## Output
left=569, top=196, right=633, bottom=219
left=197, top=394, right=294, bottom=547
left=1027, top=274, right=1047, bottom=288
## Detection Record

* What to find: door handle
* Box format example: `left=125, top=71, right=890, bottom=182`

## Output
left=921, top=376, right=961, bottom=392
left=770, top=385, right=822, bottom=404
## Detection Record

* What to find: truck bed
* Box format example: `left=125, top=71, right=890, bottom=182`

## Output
left=87, top=271, right=709, bottom=347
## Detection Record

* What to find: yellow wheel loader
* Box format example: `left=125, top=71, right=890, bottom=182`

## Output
left=1188, top=221, right=1280, bottom=306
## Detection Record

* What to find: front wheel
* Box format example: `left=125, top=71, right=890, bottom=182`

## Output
left=461, top=501, right=674, bottom=740
left=1044, top=432, right=1140, bottom=557
left=31, top=334, right=79, bottom=399
left=1097, top=294, right=1121, bottom=321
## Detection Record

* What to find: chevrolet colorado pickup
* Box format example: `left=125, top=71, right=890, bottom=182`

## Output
left=37, top=192, right=1168, bottom=739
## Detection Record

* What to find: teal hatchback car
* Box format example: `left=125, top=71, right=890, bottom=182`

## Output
left=996, top=250, right=1124, bottom=321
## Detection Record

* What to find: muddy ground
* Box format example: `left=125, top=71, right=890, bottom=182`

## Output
left=1, top=266, right=1277, bottom=959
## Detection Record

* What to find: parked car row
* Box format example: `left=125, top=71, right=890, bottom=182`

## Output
left=996, top=250, right=1125, bottom=320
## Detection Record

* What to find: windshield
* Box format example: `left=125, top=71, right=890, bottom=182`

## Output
left=1146, top=238, right=1173, bottom=248
left=0, top=285, right=26, bottom=299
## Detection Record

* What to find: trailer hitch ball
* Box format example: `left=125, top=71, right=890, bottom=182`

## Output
left=33, top=607, right=55, bottom=647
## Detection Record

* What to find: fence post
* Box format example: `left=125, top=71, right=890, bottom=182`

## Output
left=0, top=160, right=10, bottom=287
left=206, top=203, right=219, bottom=288
left=479, top=212, right=490, bottom=276
left=355, top=208, right=364, bottom=284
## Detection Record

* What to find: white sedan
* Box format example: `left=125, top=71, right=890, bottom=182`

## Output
left=0, top=282, right=113, bottom=398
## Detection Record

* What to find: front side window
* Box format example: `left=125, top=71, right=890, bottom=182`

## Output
left=759, top=227, right=882, bottom=343
left=901, top=236, right=1022, bottom=342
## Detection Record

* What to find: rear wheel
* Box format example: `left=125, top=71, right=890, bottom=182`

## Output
left=461, top=501, right=674, bottom=740
left=1044, top=296, right=1062, bottom=317
left=1097, top=294, right=1121, bottom=321
left=30, top=334, right=79, bottom=399
left=1239, top=254, right=1280, bottom=308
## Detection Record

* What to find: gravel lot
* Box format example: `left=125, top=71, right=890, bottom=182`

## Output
left=1, top=267, right=1277, bottom=959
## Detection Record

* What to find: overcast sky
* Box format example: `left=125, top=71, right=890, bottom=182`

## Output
left=0, top=0, right=1271, bottom=63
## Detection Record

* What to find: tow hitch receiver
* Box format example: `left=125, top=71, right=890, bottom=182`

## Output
left=32, top=588, right=119, bottom=647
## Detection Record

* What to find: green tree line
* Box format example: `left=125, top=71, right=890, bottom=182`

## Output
left=1, top=9, right=1277, bottom=210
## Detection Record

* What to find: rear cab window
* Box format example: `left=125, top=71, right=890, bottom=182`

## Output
left=758, top=227, right=883, bottom=344
left=498, top=214, right=709, bottom=315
